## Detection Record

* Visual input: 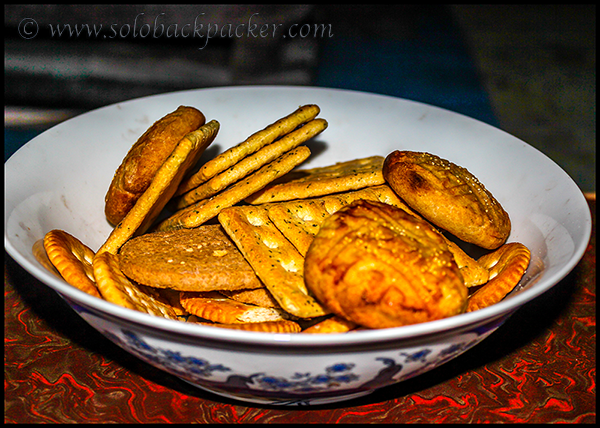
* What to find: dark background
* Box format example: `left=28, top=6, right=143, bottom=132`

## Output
left=5, top=5, right=595, bottom=194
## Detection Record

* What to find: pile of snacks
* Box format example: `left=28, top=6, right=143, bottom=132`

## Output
left=37, top=104, right=531, bottom=333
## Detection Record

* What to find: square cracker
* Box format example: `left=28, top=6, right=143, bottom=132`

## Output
left=217, top=204, right=328, bottom=319
left=245, top=156, right=386, bottom=205
left=176, top=104, right=320, bottom=195
left=176, top=118, right=327, bottom=209
left=156, top=145, right=311, bottom=232
left=266, top=185, right=418, bottom=256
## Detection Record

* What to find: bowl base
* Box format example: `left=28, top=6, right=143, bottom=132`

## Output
left=181, top=379, right=374, bottom=406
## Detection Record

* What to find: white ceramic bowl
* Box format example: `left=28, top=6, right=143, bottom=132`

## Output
left=5, top=86, right=592, bottom=406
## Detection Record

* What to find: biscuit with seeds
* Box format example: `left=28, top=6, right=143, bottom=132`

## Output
left=177, top=104, right=320, bottom=195
left=218, top=204, right=328, bottom=319
left=245, top=156, right=386, bottom=205
left=180, top=291, right=289, bottom=324
left=105, top=106, right=205, bottom=225
left=92, top=251, right=183, bottom=319
left=467, top=243, right=531, bottom=312
left=43, top=230, right=101, bottom=298
left=383, top=150, right=511, bottom=249
left=177, top=118, right=328, bottom=208
left=266, top=185, right=418, bottom=256
left=118, top=224, right=262, bottom=291
left=156, top=145, right=311, bottom=232
left=98, top=120, right=219, bottom=255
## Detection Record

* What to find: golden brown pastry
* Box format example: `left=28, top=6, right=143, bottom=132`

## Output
left=383, top=150, right=511, bottom=250
left=304, top=200, right=468, bottom=329
left=104, top=105, right=205, bottom=225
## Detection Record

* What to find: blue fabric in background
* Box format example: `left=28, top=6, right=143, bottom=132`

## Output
left=315, top=9, right=499, bottom=128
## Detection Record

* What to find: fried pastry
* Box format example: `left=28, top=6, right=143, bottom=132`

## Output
left=105, top=106, right=205, bottom=225
left=304, top=200, right=468, bottom=329
left=383, top=150, right=511, bottom=250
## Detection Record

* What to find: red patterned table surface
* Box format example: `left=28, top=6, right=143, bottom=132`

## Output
left=5, top=199, right=595, bottom=424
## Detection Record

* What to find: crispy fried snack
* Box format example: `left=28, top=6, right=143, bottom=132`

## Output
left=98, top=120, right=219, bottom=255
left=467, top=242, right=531, bottom=312
left=43, top=230, right=101, bottom=298
left=304, top=200, right=468, bottom=328
left=193, top=319, right=302, bottom=333
left=383, top=150, right=511, bottom=250
left=302, top=316, right=357, bottom=334
left=105, top=106, right=205, bottom=225
left=444, top=239, right=490, bottom=287
left=218, top=204, right=328, bottom=319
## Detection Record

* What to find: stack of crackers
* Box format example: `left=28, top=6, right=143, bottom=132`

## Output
left=39, top=104, right=392, bottom=334
left=37, top=103, right=530, bottom=334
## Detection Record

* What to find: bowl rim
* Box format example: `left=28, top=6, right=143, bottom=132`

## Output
left=4, top=85, right=593, bottom=348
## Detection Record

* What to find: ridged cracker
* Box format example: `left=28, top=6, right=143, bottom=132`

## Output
left=156, top=145, right=311, bottom=232
left=217, top=204, right=328, bottom=319
left=92, top=251, right=184, bottom=319
left=43, top=229, right=101, bottom=298
left=245, top=155, right=386, bottom=205
left=467, top=243, right=531, bottom=312
left=180, top=291, right=288, bottom=324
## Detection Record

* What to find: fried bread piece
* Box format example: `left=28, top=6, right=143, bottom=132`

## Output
left=118, top=224, right=262, bottom=291
left=304, top=200, right=468, bottom=328
left=98, top=120, right=219, bottom=255
left=383, top=150, right=511, bottom=250
left=105, top=106, right=205, bottom=225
